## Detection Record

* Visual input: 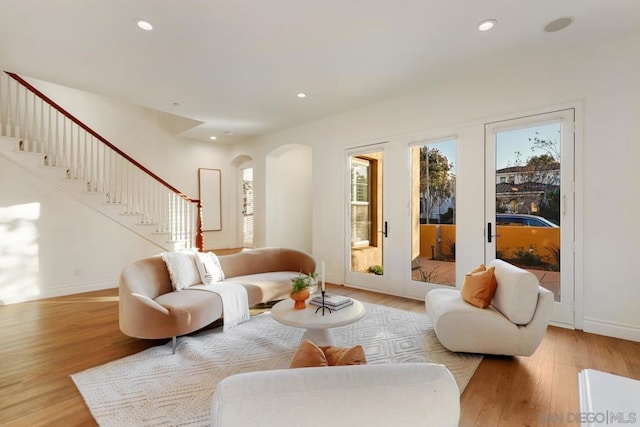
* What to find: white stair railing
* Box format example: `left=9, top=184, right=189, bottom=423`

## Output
left=0, top=71, right=203, bottom=250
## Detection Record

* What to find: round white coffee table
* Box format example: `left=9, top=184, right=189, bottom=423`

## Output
left=271, top=297, right=365, bottom=346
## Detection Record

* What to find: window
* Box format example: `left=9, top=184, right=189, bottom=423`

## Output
left=242, top=168, right=253, bottom=247
left=411, top=139, right=457, bottom=286
left=348, top=150, right=383, bottom=278
left=351, top=158, right=370, bottom=246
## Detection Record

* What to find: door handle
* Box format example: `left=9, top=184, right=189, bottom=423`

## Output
left=383, top=221, right=388, bottom=238
left=487, top=222, right=499, bottom=243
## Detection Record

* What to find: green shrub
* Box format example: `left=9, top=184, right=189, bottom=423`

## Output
left=546, top=245, right=560, bottom=271
left=367, top=265, right=383, bottom=275
left=419, top=266, right=440, bottom=283
left=444, top=239, right=456, bottom=261
left=513, top=246, right=544, bottom=266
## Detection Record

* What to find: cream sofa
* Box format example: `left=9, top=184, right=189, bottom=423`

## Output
left=211, top=363, right=460, bottom=427
left=425, top=259, right=553, bottom=356
left=119, top=247, right=316, bottom=344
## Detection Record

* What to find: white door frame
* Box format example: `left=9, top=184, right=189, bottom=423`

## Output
left=344, top=143, right=389, bottom=293
left=485, top=107, right=578, bottom=327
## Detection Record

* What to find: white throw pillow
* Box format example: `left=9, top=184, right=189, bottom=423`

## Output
left=161, top=249, right=201, bottom=291
left=194, top=251, right=225, bottom=285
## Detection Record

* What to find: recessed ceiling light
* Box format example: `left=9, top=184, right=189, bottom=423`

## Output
left=136, top=20, right=154, bottom=31
left=478, top=19, right=497, bottom=31
left=544, top=17, right=574, bottom=33
left=209, top=136, right=217, bottom=140
left=297, top=93, right=307, bottom=98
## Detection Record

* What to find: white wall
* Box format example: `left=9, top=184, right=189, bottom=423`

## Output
left=234, top=31, right=640, bottom=341
left=0, top=154, right=160, bottom=303
left=265, top=145, right=313, bottom=252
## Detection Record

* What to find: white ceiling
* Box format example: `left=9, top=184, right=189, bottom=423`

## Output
left=1, top=0, right=638, bottom=144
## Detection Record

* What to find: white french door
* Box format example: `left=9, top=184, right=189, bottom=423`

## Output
left=344, top=145, right=389, bottom=293
left=485, top=109, right=575, bottom=326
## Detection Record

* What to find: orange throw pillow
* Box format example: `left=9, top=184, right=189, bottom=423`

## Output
left=461, top=266, right=497, bottom=309
left=289, top=340, right=329, bottom=368
left=290, top=340, right=367, bottom=368
left=470, top=264, right=486, bottom=274
left=320, top=344, right=367, bottom=366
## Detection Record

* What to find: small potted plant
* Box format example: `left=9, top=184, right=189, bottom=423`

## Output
left=290, top=272, right=317, bottom=309
left=367, top=264, right=383, bottom=275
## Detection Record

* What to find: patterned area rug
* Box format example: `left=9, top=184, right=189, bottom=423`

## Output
left=72, top=302, right=482, bottom=426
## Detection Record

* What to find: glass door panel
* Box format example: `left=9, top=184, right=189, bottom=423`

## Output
left=486, top=110, right=575, bottom=326
left=410, top=138, right=457, bottom=287
left=495, top=123, right=561, bottom=299
left=345, top=148, right=388, bottom=291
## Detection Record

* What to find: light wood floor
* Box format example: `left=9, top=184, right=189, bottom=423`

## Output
left=1, top=285, right=639, bottom=426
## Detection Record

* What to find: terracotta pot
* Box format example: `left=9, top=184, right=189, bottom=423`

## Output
left=290, top=289, right=310, bottom=309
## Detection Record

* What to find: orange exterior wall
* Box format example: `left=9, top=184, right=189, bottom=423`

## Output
left=495, top=226, right=560, bottom=264
left=419, top=224, right=559, bottom=263
left=420, top=224, right=456, bottom=259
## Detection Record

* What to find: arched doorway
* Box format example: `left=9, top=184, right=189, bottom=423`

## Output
left=231, top=155, right=254, bottom=248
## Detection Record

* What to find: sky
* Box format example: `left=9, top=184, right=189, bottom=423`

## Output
left=421, top=122, right=561, bottom=172
left=496, top=122, right=561, bottom=169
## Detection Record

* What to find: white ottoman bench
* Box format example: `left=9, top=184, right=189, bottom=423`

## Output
left=211, top=363, right=460, bottom=427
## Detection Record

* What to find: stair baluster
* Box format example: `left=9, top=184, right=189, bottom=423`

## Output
left=0, top=71, right=203, bottom=250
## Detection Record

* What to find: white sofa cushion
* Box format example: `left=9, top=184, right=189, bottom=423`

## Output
left=226, top=271, right=300, bottom=305
left=161, top=249, right=201, bottom=291
left=194, top=251, right=225, bottom=284
left=211, top=363, right=460, bottom=427
left=488, top=259, right=539, bottom=325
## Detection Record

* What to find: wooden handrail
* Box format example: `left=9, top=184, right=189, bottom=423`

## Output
left=195, top=200, right=204, bottom=250
left=5, top=71, right=204, bottom=251
left=5, top=71, right=198, bottom=203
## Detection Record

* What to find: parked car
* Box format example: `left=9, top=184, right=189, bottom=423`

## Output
left=496, top=214, right=559, bottom=227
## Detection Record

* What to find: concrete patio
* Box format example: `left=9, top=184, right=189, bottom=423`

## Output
left=412, top=257, right=561, bottom=302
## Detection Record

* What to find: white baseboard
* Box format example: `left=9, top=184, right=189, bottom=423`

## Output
left=0, top=280, right=117, bottom=305
left=336, top=277, right=424, bottom=303
left=583, top=318, right=640, bottom=343
left=325, top=273, right=344, bottom=286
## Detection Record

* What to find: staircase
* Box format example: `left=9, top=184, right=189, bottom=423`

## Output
left=0, top=71, right=202, bottom=251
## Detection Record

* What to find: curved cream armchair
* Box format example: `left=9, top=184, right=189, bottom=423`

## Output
left=119, top=247, right=316, bottom=344
left=425, top=259, right=553, bottom=356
